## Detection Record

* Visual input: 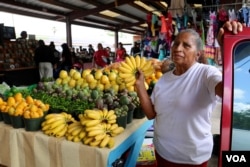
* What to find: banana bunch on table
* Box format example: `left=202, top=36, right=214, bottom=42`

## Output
left=79, top=108, right=125, bottom=148
left=41, top=112, right=75, bottom=138
left=118, top=55, right=155, bottom=88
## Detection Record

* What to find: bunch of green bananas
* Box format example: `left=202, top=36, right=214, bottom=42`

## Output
left=118, top=55, right=155, bottom=88
left=41, top=112, right=75, bottom=138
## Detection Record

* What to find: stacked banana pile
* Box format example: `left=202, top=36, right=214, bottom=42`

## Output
left=65, top=121, right=86, bottom=142
left=41, top=112, right=76, bottom=138
left=118, top=55, right=155, bottom=88
left=79, top=109, right=124, bottom=148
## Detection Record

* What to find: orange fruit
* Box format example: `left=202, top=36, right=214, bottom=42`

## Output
left=155, top=71, right=163, bottom=79
left=7, top=97, right=16, bottom=106
left=26, top=95, right=34, bottom=104
left=14, top=92, right=23, bottom=102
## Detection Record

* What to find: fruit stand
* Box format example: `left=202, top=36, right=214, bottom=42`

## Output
left=0, top=56, right=167, bottom=167
left=0, top=118, right=153, bottom=167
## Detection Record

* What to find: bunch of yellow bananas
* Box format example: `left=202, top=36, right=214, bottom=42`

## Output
left=41, top=112, right=75, bottom=138
left=79, top=109, right=124, bottom=148
left=118, top=55, right=155, bottom=88
left=65, top=121, right=86, bottom=142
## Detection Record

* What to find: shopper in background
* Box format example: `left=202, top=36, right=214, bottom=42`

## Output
left=16, top=30, right=28, bottom=43
left=115, top=42, right=126, bottom=62
left=135, top=21, right=243, bottom=167
left=61, top=43, right=73, bottom=72
left=49, top=41, right=61, bottom=78
left=130, top=42, right=141, bottom=56
left=88, top=44, right=95, bottom=61
left=92, top=43, right=109, bottom=68
left=34, top=40, right=55, bottom=81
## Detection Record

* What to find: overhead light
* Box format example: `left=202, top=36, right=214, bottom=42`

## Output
left=140, top=23, right=148, bottom=27
left=134, top=1, right=162, bottom=16
left=100, top=10, right=120, bottom=17
left=194, top=4, right=202, bottom=8
left=134, top=1, right=156, bottom=12
left=160, top=1, right=168, bottom=8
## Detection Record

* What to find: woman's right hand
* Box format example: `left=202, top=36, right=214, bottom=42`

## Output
left=217, top=21, right=244, bottom=46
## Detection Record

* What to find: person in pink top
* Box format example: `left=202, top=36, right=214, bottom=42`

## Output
left=115, top=42, right=126, bottom=62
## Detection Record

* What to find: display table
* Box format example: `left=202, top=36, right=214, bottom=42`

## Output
left=0, top=118, right=153, bottom=167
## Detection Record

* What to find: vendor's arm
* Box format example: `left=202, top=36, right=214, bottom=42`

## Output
left=215, top=82, right=223, bottom=98
left=135, top=71, right=156, bottom=120
left=215, top=21, right=244, bottom=98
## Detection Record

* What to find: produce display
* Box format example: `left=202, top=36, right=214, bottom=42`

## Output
left=0, top=56, right=165, bottom=149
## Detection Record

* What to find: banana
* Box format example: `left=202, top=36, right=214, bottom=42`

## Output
left=51, top=123, right=66, bottom=136
left=49, top=119, right=66, bottom=129
left=45, top=113, right=62, bottom=120
left=139, top=57, right=147, bottom=70
left=66, top=134, right=74, bottom=141
left=86, top=111, right=101, bottom=120
left=109, top=123, right=118, bottom=131
left=44, top=116, right=65, bottom=124
left=85, top=124, right=104, bottom=132
left=118, top=66, right=132, bottom=74
left=106, top=123, right=111, bottom=130
left=111, top=127, right=124, bottom=136
left=89, top=139, right=102, bottom=147
left=99, top=134, right=111, bottom=148
left=129, top=56, right=137, bottom=69
left=120, top=61, right=133, bottom=71
left=85, top=119, right=102, bottom=127
left=126, top=78, right=136, bottom=87
left=71, top=127, right=83, bottom=136
left=108, top=119, right=116, bottom=124
left=125, top=57, right=135, bottom=70
left=124, top=76, right=136, bottom=83
left=107, top=137, right=115, bottom=148
left=80, top=119, right=92, bottom=126
left=42, top=123, right=51, bottom=131
left=94, top=133, right=107, bottom=141
left=143, top=68, right=154, bottom=77
left=102, top=108, right=108, bottom=119
left=79, top=131, right=87, bottom=139
left=141, top=61, right=152, bottom=72
left=88, top=129, right=104, bottom=137
left=83, top=137, right=94, bottom=145
left=135, top=55, right=141, bottom=68
left=119, top=72, right=134, bottom=79
left=55, top=125, right=68, bottom=138
left=44, top=129, right=53, bottom=136
left=107, top=114, right=117, bottom=121
left=73, top=136, right=81, bottom=142
left=67, top=122, right=82, bottom=134
left=106, top=110, right=115, bottom=119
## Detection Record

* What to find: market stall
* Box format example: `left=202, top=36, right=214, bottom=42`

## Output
left=0, top=118, right=153, bottom=167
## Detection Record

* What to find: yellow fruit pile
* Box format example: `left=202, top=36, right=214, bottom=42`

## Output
left=78, top=109, right=124, bottom=148
left=41, top=112, right=75, bottom=138
left=118, top=56, right=155, bottom=90
left=0, top=93, right=49, bottom=118
left=40, top=109, right=124, bottom=148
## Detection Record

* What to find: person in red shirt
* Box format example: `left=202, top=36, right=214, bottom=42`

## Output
left=92, top=43, right=109, bottom=68
left=115, top=42, right=126, bottom=62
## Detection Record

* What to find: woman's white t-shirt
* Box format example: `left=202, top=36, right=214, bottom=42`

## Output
left=151, top=62, right=222, bottom=164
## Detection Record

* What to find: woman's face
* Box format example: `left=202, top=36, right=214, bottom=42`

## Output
left=171, top=32, right=199, bottom=68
